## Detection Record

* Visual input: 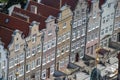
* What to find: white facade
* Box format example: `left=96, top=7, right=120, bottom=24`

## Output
left=100, top=0, right=117, bottom=46
left=0, top=42, right=7, bottom=80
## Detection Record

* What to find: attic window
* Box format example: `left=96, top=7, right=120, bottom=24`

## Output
left=31, top=5, right=37, bottom=14
left=5, top=18, right=9, bottom=23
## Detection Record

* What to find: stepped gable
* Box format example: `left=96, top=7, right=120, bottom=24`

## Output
left=41, top=0, right=78, bottom=11
left=26, top=1, right=60, bottom=17
left=0, top=13, right=30, bottom=37
left=0, top=26, right=13, bottom=48
left=12, top=7, right=46, bottom=30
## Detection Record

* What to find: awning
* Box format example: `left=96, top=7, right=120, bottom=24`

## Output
left=82, top=54, right=95, bottom=61
left=53, top=70, right=67, bottom=77
left=67, top=62, right=80, bottom=69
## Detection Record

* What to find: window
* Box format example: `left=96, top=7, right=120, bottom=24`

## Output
left=42, top=70, right=46, bottom=79
left=37, top=44, right=41, bottom=52
left=77, top=30, right=80, bottom=38
left=32, top=35, right=36, bottom=43
left=9, top=58, right=14, bottom=68
left=51, top=39, right=55, bottom=47
left=50, top=65, right=54, bottom=74
left=57, top=49, right=60, bottom=57
left=26, top=49, right=31, bottom=58
left=101, top=29, right=104, bottom=35
left=19, top=65, right=24, bottom=76
left=48, top=30, right=52, bottom=36
left=73, top=22, right=77, bottom=28
left=36, top=57, right=41, bottom=67
left=59, top=60, right=64, bottom=68
left=78, top=20, right=82, bottom=26
left=19, top=53, right=24, bottom=62
left=43, top=44, right=47, bottom=52
left=15, top=44, right=20, bottom=51
left=31, top=5, right=37, bottom=14
left=63, top=22, right=66, bottom=28
left=43, top=57, right=46, bottom=65
left=32, top=47, right=36, bottom=55
left=108, top=3, right=111, bottom=8
left=31, top=60, right=35, bottom=70
left=109, top=25, right=113, bottom=31
left=82, top=18, right=86, bottom=24
left=72, top=32, right=76, bottom=41
left=105, top=27, right=108, bottom=33
left=26, top=63, right=30, bottom=72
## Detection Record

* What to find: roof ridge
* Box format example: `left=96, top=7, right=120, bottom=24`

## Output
left=31, top=0, right=60, bottom=11
left=9, top=14, right=30, bottom=24
left=0, top=26, right=13, bottom=32
left=14, top=7, right=47, bottom=19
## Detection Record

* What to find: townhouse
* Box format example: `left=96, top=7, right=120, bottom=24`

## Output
left=0, top=13, right=43, bottom=80
left=100, top=0, right=117, bottom=47
left=86, top=0, right=100, bottom=58
left=70, top=0, right=87, bottom=62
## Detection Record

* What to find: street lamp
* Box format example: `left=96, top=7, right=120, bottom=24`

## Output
left=40, top=31, right=44, bottom=80
left=24, top=40, right=28, bottom=80
left=54, top=24, right=59, bottom=71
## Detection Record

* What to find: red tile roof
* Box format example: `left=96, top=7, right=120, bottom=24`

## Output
left=0, top=26, right=13, bottom=48
left=26, top=1, right=60, bottom=17
left=41, top=0, right=78, bottom=11
left=12, top=7, right=46, bottom=30
left=0, top=13, right=30, bottom=37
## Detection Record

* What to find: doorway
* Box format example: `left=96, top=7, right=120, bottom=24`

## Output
left=47, top=68, right=50, bottom=78
left=75, top=53, right=79, bottom=62
left=57, top=62, right=59, bottom=70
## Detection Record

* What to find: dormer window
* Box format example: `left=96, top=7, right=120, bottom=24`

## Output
left=31, top=5, right=37, bottom=14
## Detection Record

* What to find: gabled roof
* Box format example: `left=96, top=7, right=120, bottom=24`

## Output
left=0, top=13, right=30, bottom=37
left=0, top=26, right=13, bottom=48
left=41, top=0, right=78, bottom=11
left=26, top=1, right=60, bottom=17
left=12, top=7, right=46, bottom=30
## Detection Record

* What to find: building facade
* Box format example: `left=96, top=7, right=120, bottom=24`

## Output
left=86, top=0, right=100, bottom=58
left=71, top=0, right=87, bottom=62
left=100, top=0, right=116, bottom=47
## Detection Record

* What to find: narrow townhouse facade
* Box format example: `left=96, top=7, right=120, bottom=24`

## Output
left=71, top=0, right=87, bottom=62
left=56, top=4, right=72, bottom=71
left=41, top=16, right=57, bottom=79
left=113, top=0, right=120, bottom=42
left=100, top=0, right=117, bottom=47
left=86, top=0, right=100, bottom=58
